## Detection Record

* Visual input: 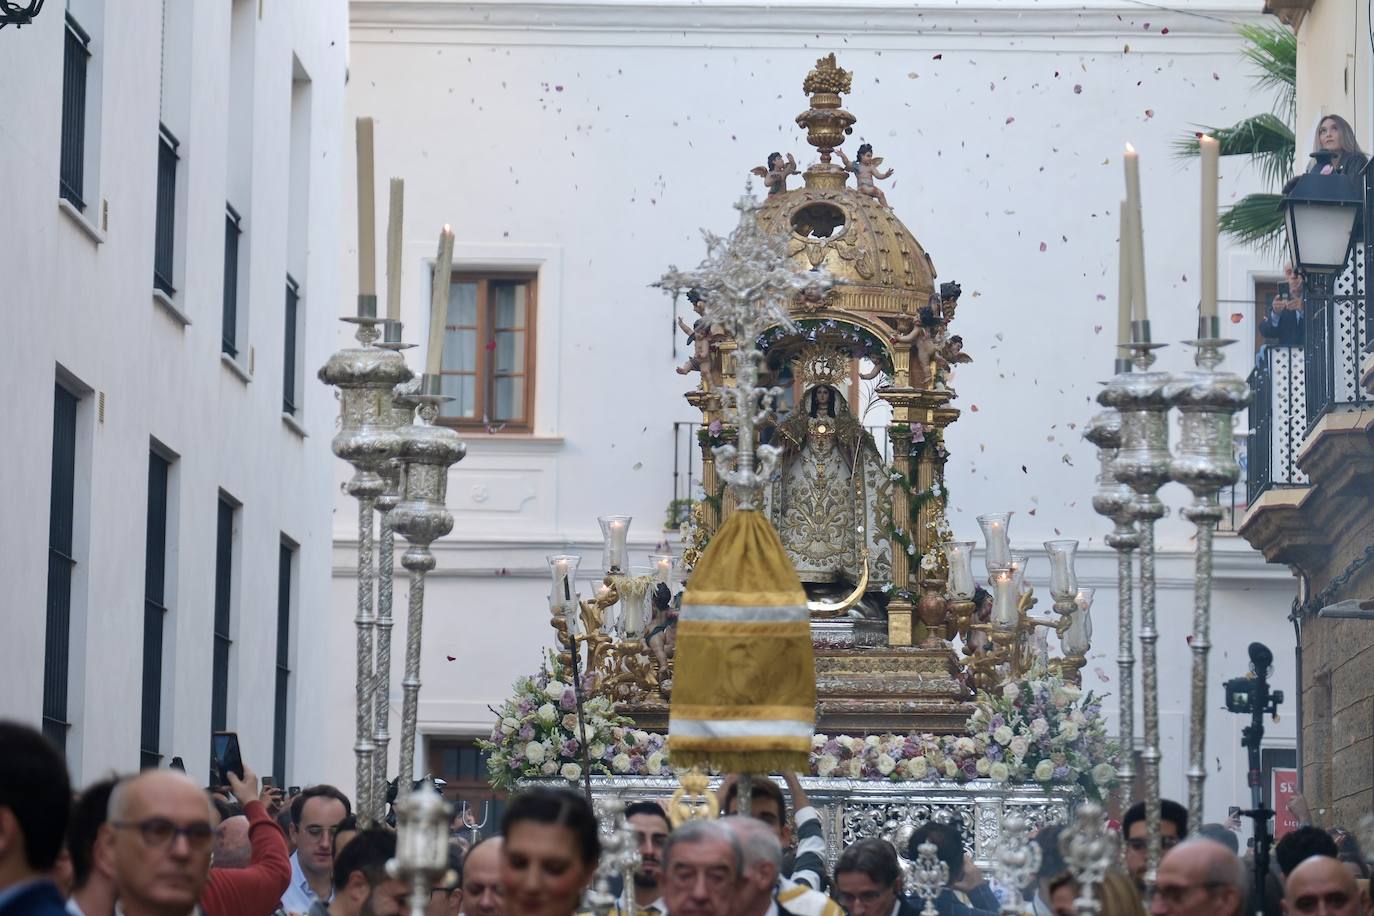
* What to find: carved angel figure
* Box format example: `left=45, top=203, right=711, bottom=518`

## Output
left=893, top=307, right=946, bottom=389
left=675, top=289, right=724, bottom=389
left=835, top=143, right=894, bottom=208
left=646, top=582, right=679, bottom=671
left=750, top=152, right=799, bottom=196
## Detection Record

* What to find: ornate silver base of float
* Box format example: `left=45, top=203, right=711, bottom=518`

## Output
left=521, top=776, right=1077, bottom=869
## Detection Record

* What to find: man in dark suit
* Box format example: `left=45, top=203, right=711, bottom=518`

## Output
left=1259, top=265, right=1305, bottom=349
left=0, top=721, right=73, bottom=916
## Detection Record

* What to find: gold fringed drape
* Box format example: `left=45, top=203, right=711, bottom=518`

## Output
left=668, top=509, right=815, bottom=773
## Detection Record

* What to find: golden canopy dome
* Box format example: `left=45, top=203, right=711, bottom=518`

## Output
left=756, top=54, right=937, bottom=323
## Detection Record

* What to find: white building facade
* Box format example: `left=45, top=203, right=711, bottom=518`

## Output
left=332, top=0, right=1303, bottom=827
left=0, top=0, right=348, bottom=788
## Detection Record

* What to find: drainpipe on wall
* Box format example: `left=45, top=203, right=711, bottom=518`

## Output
left=1289, top=565, right=1309, bottom=790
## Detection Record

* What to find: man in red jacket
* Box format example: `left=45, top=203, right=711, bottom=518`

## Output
left=201, top=766, right=290, bottom=916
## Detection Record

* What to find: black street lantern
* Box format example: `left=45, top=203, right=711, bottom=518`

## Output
left=0, top=0, right=45, bottom=28
left=1283, top=151, right=1364, bottom=274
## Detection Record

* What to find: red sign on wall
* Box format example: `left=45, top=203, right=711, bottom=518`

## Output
left=1272, top=767, right=1299, bottom=840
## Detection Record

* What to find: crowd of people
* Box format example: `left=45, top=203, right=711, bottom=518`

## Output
left=2, top=721, right=1371, bottom=916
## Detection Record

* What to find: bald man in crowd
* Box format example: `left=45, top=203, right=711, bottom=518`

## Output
left=1149, top=838, right=1245, bottom=916
left=1283, top=856, right=1366, bottom=916
left=96, top=770, right=216, bottom=916
left=459, top=838, right=504, bottom=916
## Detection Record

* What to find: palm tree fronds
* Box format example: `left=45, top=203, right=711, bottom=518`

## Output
left=1173, top=114, right=1294, bottom=188
left=1235, top=22, right=1297, bottom=118
left=1219, top=192, right=1287, bottom=257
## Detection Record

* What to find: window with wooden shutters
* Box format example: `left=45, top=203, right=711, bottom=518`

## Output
left=436, top=273, right=537, bottom=432
left=44, top=383, right=79, bottom=753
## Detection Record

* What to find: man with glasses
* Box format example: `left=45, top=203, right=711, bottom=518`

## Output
left=280, top=786, right=351, bottom=915
left=832, top=839, right=907, bottom=916
left=1121, top=799, right=1188, bottom=895
left=1149, top=838, right=1244, bottom=916
left=661, top=820, right=742, bottom=916
left=96, top=770, right=217, bottom=916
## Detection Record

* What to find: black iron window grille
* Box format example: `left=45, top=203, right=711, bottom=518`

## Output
left=141, top=452, right=170, bottom=770
left=212, top=497, right=234, bottom=732
left=153, top=125, right=179, bottom=296
left=273, top=542, right=294, bottom=786
left=44, top=383, right=79, bottom=753
left=59, top=12, right=91, bottom=210
left=222, top=204, right=242, bottom=357
left=283, top=276, right=299, bottom=415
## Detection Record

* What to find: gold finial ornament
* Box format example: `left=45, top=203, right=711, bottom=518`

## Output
left=666, top=767, right=719, bottom=827
left=802, top=52, right=852, bottom=96
left=796, top=53, right=856, bottom=167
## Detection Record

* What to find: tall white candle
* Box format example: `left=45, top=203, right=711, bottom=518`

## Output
left=355, top=118, right=377, bottom=303
left=1199, top=134, right=1220, bottom=320
left=1123, top=144, right=1148, bottom=325
left=1118, top=202, right=1132, bottom=348
left=425, top=226, right=455, bottom=378
left=385, top=178, right=404, bottom=322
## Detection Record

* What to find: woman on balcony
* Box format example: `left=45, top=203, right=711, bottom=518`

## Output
left=1285, top=115, right=1369, bottom=193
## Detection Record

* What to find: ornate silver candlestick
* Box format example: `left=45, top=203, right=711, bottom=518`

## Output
left=389, top=782, right=452, bottom=916
left=319, top=310, right=413, bottom=825
left=1099, top=324, right=1172, bottom=893
left=371, top=372, right=418, bottom=823
left=911, top=841, right=950, bottom=916
left=1059, top=802, right=1121, bottom=916
left=990, top=813, right=1041, bottom=916
left=390, top=378, right=466, bottom=791
left=1083, top=407, right=1139, bottom=786
left=1164, top=318, right=1247, bottom=833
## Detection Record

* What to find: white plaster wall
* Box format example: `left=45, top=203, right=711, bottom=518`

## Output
left=0, top=0, right=347, bottom=787
left=331, top=0, right=1297, bottom=825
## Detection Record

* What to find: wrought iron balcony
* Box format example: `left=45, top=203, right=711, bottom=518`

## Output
left=1303, top=241, right=1371, bottom=434
left=1247, top=347, right=1310, bottom=505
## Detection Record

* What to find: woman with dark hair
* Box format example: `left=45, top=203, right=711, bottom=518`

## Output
left=500, top=787, right=600, bottom=916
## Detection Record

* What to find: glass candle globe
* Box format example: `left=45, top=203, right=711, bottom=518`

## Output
left=977, top=513, right=1013, bottom=573
left=944, top=541, right=976, bottom=599
left=598, top=515, right=632, bottom=573
left=1043, top=539, right=1079, bottom=598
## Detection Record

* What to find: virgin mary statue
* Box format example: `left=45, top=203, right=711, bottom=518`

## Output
left=768, top=383, right=893, bottom=612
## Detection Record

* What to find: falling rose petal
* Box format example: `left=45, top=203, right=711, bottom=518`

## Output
left=1028, top=508, right=1037, bottom=515
left=932, top=53, right=943, bottom=60
left=970, top=404, right=980, bottom=412
left=1073, top=84, right=1083, bottom=94
left=1095, top=667, right=1111, bottom=684
left=555, top=85, right=564, bottom=92
left=1161, top=27, right=1169, bottom=34
left=1144, top=109, right=1155, bottom=119
left=1005, top=116, right=1015, bottom=124
left=1021, top=465, right=1028, bottom=473
left=485, top=340, right=497, bottom=351
left=1093, top=324, right=1104, bottom=333
left=1213, top=72, right=1221, bottom=80
left=446, top=655, right=456, bottom=661
left=1230, top=312, right=1245, bottom=323
left=1039, top=241, right=1047, bottom=251
left=1095, top=293, right=1106, bottom=301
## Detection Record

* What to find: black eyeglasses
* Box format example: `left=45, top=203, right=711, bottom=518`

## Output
left=112, top=818, right=215, bottom=850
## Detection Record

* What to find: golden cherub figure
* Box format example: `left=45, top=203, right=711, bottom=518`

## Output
left=835, top=143, right=894, bottom=208
left=750, top=152, right=799, bottom=196
left=676, top=289, right=724, bottom=390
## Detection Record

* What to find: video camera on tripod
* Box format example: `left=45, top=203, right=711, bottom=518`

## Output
left=1223, top=642, right=1283, bottom=718
left=1224, top=642, right=1284, bottom=916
